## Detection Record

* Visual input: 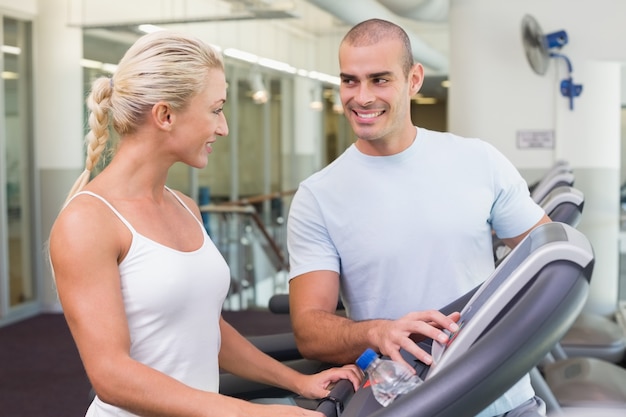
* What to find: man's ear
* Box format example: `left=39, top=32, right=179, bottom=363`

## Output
left=152, top=102, right=173, bottom=130
left=409, top=63, right=425, bottom=96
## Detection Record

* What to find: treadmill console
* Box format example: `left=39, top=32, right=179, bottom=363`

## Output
left=324, top=222, right=594, bottom=417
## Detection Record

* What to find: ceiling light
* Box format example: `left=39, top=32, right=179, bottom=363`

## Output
left=258, top=57, right=296, bottom=73
left=138, top=24, right=164, bottom=34
left=225, top=48, right=259, bottom=64
left=221, top=47, right=339, bottom=86
left=1, top=45, right=20, bottom=55
left=414, top=97, right=438, bottom=105
left=332, top=89, right=343, bottom=114
left=307, top=71, right=340, bottom=86
left=81, top=58, right=103, bottom=69
left=249, top=71, right=269, bottom=104
left=309, top=83, right=323, bottom=111
left=80, top=58, right=117, bottom=74
left=2, top=71, right=18, bottom=80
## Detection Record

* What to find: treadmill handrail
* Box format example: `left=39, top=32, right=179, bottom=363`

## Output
left=429, top=223, right=593, bottom=376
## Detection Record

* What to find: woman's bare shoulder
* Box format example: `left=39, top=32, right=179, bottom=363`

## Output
left=49, top=193, right=127, bottom=262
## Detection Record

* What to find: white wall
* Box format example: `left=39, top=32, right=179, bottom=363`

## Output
left=35, top=0, right=84, bottom=170
left=449, top=0, right=626, bottom=168
left=449, top=0, right=625, bottom=315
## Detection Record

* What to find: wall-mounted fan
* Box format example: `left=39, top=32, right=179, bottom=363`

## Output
left=521, top=14, right=582, bottom=110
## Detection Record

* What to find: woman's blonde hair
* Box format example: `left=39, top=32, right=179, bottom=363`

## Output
left=65, top=30, right=224, bottom=203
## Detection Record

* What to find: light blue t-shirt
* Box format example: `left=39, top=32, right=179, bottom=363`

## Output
left=287, top=127, right=545, bottom=416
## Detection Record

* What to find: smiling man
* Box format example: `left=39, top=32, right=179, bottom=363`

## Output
left=286, top=18, right=551, bottom=417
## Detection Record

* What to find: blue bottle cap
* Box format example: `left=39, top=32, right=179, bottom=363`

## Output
left=356, top=348, right=378, bottom=371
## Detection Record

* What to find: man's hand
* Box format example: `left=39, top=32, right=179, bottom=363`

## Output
left=368, top=311, right=461, bottom=371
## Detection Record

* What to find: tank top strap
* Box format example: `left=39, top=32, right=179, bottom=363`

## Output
left=67, top=191, right=137, bottom=234
left=164, top=186, right=205, bottom=230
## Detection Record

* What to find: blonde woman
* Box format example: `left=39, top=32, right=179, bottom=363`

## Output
left=49, top=30, right=361, bottom=417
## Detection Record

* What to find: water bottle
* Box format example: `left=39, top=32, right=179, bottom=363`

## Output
left=356, top=348, right=422, bottom=407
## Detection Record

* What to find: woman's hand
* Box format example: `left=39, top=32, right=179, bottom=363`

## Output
left=294, top=364, right=363, bottom=399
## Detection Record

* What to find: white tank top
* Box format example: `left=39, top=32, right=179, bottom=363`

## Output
left=72, top=188, right=230, bottom=417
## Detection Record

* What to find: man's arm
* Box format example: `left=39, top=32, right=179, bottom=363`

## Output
left=289, top=270, right=372, bottom=364
left=501, top=213, right=551, bottom=249
left=289, top=270, right=460, bottom=369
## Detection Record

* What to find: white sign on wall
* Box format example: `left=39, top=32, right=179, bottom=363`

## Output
left=516, top=130, right=555, bottom=149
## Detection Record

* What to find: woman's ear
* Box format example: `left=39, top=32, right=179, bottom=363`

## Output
left=152, top=102, right=173, bottom=130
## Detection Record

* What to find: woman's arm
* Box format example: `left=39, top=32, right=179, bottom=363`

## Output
left=218, top=318, right=362, bottom=398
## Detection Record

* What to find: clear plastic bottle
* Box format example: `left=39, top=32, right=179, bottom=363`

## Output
left=356, top=348, right=423, bottom=407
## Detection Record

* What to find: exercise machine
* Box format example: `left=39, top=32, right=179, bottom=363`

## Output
left=317, top=222, right=594, bottom=417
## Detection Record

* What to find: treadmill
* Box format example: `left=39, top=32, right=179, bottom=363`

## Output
left=523, top=184, right=625, bottom=364
left=315, top=221, right=594, bottom=417
left=530, top=166, right=575, bottom=204
left=536, top=186, right=625, bottom=364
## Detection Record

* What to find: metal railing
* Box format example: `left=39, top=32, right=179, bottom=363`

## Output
left=199, top=191, right=294, bottom=310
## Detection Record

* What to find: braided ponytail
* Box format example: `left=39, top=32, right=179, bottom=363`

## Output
left=63, top=30, right=224, bottom=204
left=64, top=77, right=113, bottom=204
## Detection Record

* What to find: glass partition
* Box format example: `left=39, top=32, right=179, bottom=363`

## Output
left=1, top=16, right=35, bottom=316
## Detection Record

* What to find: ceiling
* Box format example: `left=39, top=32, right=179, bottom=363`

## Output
left=81, top=0, right=450, bottom=100
left=294, top=0, right=451, bottom=101
left=298, top=0, right=450, bottom=72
